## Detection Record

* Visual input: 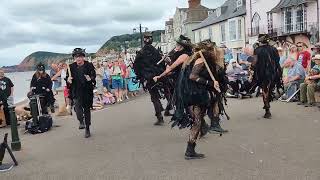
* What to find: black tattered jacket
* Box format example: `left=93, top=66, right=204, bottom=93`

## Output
left=67, top=61, right=96, bottom=108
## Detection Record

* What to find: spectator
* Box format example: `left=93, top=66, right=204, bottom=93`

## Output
left=226, top=59, right=251, bottom=95
left=297, top=42, right=311, bottom=71
left=220, top=44, right=233, bottom=64
left=102, top=87, right=115, bottom=105
left=281, top=59, right=306, bottom=101
left=93, top=61, right=104, bottom=102
left=282, top=45, right=298, bottom=78
left=127, top=63, right=140, bottom=97
left=238, top=47, right=252, bottom=70
left=298, top=55, right=320, bottom=107
left=61, top=62, right=72, bottom=113
left=288, top=45, right=299, bottom=61
left=226, top=59, right=243, bottom=94
left=111, top=60, right=124, bottom=102
left=0, top=68, right=14, bottom=125
left=278, top=47, right=287, bottom=67
left=119, top=59, right=129, bottom=100
left=50, top=63, right=62, bottom=95
left=102, top=61, right=111, bottom=92
left=51, top=62, right=72, bottom=113
left=311, top=43, right=320, bottom=67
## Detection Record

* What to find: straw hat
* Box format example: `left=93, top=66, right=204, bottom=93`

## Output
left=312, top=54, right=320, bottom=60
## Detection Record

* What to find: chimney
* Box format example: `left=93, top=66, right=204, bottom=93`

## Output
left=188, top=0, right=201, bottom=9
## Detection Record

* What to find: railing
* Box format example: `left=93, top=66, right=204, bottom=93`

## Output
left=270, top=22, right=319, bottom=36
left=247, top=26, right=268, bottom=37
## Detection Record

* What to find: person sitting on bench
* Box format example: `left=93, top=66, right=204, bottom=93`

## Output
left=280, top=59, right=305, bottom=102
left=298, top=55, right=320, bottom=107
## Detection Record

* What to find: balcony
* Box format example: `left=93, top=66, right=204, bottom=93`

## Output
left=269, top=22, right=319, bottom=37
left=247, top=26, right=269, bottom=37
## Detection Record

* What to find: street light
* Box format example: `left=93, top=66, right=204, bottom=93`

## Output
left=133, top=24, right=149, bottom=49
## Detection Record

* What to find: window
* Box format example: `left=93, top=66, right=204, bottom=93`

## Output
left=229, top=20, right=237, bottom=41
left=252, top=13, right=261, bottom=36
left=267, top=12, right=273, bottom=34
left=284, top=8, right=293, bottom=33
left=296, top=5, right=304, bottom=31
left=216, top=8, right=221, bottom=17
left=238, top=19, right=242, bottom=39
left=220, top=23, right=226, bottom=42
left=198, top=31, right=202, bottom=42
left=209, top=27, right=213, bottom=40
left=237, top=0, right=243, bottom=8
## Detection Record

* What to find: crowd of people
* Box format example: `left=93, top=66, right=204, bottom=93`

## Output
left=222, top=40, right=320, bottom=110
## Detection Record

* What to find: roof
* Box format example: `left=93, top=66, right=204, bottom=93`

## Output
left=192, top=0, right=246, bottom=31
left=270, top=0, right=317, bottom=12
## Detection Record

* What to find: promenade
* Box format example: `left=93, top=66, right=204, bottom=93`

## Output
left=1, top=95, right=320, bottom=180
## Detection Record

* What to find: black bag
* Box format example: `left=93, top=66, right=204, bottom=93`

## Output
left=25, top=95, right=53, bottom=134
left=38, top=115, right=52, bottom=132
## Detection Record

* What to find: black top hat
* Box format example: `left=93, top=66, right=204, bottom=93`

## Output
left=72, top=48, right=86, bottom=57
left=36, top=63, right=45, bottom=71
left=257, top=34, right=270, bottom=43
left=176, top=35, right=193, bottom=49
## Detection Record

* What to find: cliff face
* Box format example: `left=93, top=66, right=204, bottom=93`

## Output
left=17, top=51, right=71, bottom=71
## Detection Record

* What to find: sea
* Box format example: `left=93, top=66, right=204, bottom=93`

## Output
left=6, top=71, right=39, bottom=103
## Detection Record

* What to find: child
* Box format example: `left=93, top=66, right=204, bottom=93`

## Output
left=102, top=87, right=115, bottom=105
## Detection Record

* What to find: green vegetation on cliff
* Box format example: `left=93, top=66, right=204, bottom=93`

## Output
left=99, top=30, right=164, bottom=51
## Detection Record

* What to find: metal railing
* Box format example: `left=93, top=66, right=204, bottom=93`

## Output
left=270, top=22, right=319, bottom=36
left=247, top=26, right=268, bottom=37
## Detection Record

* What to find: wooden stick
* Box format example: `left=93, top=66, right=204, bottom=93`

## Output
left=67, top=63, right=72, bottom=79
left=199, top=51, right=221, bottom=93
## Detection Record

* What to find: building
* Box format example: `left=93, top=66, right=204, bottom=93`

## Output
left=193, top=0, right=246, bottom=50
left=161, top=0, right=213, bottom=53
left=247, top=0, right=320, bottom=46
left=160, top=19, right=175, bottom=53
left=245, top=0, right=280, bottom=44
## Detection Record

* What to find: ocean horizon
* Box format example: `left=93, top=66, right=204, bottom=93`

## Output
left=6, top=71, right=40, bottom=104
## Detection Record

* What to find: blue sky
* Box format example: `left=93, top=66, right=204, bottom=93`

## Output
left=0, top=0, right=224, bottom=67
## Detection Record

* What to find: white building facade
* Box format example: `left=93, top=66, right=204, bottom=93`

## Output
left=193, top=0, right=246, bottom=50
left=246, top=0, right=320, bottom=46
left=161, top=0, right=212, bottom=53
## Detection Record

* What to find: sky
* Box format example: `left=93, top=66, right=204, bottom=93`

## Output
left=0, top=0, right=224, bottom=66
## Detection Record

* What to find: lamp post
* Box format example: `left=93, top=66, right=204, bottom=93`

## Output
left=9, top=106, right=21, bottom=151
left=123, top=41, right=129, bottom=61
left=133, top=24, right=149, bottom=49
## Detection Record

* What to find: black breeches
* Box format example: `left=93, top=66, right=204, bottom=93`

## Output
left=261, top=83, right=272, bottom=110
left=74, top=99, right=91, bottom=127
left=147, top=82, right=164, bottom=117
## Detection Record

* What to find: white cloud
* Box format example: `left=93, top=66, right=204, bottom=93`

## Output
left=0, top=0, right=224, bottom=66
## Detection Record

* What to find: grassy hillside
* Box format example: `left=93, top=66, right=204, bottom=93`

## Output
left=99, top=30, right=164, bottom=51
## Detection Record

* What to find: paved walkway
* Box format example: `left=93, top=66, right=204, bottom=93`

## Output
left=1, top=96, right=320, bottom=180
